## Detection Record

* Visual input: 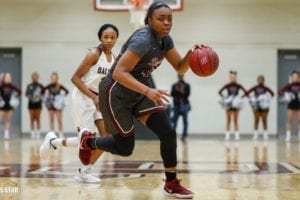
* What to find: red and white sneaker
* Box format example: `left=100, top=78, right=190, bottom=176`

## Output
left=78, top=128, right=94, bottom=165
left=163, top=178, right=194, bottom=199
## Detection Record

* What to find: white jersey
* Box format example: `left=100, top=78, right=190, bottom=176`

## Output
left=83, top=51, right=114, bottom=93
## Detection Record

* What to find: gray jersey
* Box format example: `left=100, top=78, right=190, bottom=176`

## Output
left=108, top=25, right=174, bottom=86
left=99, top=26, right=175, bottom=136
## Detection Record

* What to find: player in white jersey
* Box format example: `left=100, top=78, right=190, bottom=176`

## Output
left=40, top=24, right=119, bottom=183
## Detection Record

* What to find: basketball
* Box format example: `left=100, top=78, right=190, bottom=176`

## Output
left=189, top=45, right=219, bottom=77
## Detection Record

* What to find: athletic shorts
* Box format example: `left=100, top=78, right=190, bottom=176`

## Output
left=71, top=88, right=103, bottom=133
left=0, top=103, right=13, bottom=111
left=288, top=100, right=300, bottom=110
left=256, top=108, right=269, bottom=113
left=28, top=101, right=42, bottom=110
left=99, top=78, right=165, bottom=137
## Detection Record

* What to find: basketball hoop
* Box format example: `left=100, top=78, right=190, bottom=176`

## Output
left=128, top=0, right=148, bottom=29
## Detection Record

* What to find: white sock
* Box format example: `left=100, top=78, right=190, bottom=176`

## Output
left=51, top=138, right=64, bottom=148
left=225, top=131, right=230, bottom=140
left=264, top=131, right=268, bottom=138
left=253, top=131, right=258, bottom=139
left=235, top=132, right=240, bottom=140
left=286, top=131, right=291, bottom=142
left=81, top=164, right=92, bottom=172
left=66, top=137, right=78, bottom=147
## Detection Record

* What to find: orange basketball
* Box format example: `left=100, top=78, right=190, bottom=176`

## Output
left=189, top=45, right=219, bottom=77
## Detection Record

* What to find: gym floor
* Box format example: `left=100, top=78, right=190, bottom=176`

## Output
left=0, top=136, right=300, bottom=200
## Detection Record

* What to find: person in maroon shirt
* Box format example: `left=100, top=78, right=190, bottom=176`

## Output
left=219, top=71, right=247, bottom=140
left=44, top=72, right=69, bottom=137
left=25, top=72, right=45, bottom=138
left=279, top=71, right=300, bottom=142
left=0, top=73, right=21, bottom=139
left=247, top=75, right=274, bottom=140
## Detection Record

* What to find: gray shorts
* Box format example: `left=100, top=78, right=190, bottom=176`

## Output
left=99, top=77, right=165, bottom=137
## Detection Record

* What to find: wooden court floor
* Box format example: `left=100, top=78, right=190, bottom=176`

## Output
left=0, top=136, right=300, bottom=200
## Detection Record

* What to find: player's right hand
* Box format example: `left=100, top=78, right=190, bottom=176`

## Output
left=145, top=88, right=170, bottom=106
left=92, top=95, right=100, bottom=111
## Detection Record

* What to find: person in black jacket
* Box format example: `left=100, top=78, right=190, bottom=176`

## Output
left=171, top=74, right=191, bottom=141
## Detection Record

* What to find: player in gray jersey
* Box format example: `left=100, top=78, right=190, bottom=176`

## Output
left=78, top=2, right=195, bottom=199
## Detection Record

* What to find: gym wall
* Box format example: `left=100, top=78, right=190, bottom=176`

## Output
left=1, top=0, right=300, bottom=135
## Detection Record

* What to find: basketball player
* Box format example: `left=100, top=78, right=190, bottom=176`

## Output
left=279, top=71, right=300, bottom=142
left=25, top=72, right=45, bottom=138
left=44, top=72, right=69, bottom=137
left=247, top=75, right=274, bottom=140
left=0, top=73, right=21, bottom=139
left=40, top=24, right=119, bottom=183
left=219, top=71, right=247, bottom=140
left=78, top=2, right=194, bottom=198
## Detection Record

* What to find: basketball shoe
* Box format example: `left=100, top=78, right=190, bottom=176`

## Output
left=40, top=131, right=57, bottom=159
left=78, top=128, right=94, bottom=165
left=74, top=167, right=101, bottom=183
left=163, top=178, right=194, bottom=199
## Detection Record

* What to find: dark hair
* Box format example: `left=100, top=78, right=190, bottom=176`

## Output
left=97, top=24, right=119, bottom=39
left=257, top=75, right=265, bottom=81
left=51, top=72, right=58, bottom=78
left=144, top=1, right=171, bottom=25
left=291, top=70, right=299, bottom=75
left=229, top=70, right=237, bottom=75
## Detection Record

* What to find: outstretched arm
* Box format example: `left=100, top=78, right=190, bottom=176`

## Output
left=165, top=47, right=192, bottom=74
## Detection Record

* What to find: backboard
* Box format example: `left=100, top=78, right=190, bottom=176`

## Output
left=94, top=0, right=183, bottom=11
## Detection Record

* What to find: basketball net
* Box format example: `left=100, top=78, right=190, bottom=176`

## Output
left=128, top=0, right=148, bottom=30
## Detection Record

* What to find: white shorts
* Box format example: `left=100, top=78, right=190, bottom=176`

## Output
left=71, top=88, right=102, bottom=133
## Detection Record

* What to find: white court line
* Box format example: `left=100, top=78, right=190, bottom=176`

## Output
left=0, top=166, right=9, bottom=170
left=245, top=164, right=259, bottom=171
left=280, top=162, right=300, bottom=174
left=138, top=162, right=154, bottom=169
left=128, top=162, right=154, bottom=178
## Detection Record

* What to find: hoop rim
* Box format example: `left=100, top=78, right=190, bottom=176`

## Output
left=93, top=0, right=184, bottom=12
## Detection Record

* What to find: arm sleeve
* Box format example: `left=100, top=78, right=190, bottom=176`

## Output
left=164, top=36, right=174, bottom=51
left=25, top=85, right=30, bottom=97
left=239, top=84, right=248, bottom=97
left=40, top=84, right=46, bottom=95
left=246, top=86, right=255, bottom=96
left=184, top=83, right=190, bottom=98
left=60, top=85, right=69, bottom=95
left=171, top=84, right=176, bottom=97
left=42, top=84, right=49, bottom=94
left=218, top=85, right=227, bottom=97
left=127, top=32, right=151, bottom=57
left=279, top=84, right=290, bottom=95
left=11, top=84, right=21, bottom=96
left=265, top=86, right=274, bottom=96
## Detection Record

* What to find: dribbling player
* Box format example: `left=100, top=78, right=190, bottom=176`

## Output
left=40, top=24, right=119, bottom=183
left=78, top=2, right=194, bottom=199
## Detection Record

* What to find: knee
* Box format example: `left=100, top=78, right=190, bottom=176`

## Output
left=115, top=139, right=134, bottom=157
left=117, top=146, right=134, bottom=157
left=161, top=126, right=177, bottom=142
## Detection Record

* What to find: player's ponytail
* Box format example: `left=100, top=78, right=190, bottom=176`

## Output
left=144, top=1, right=171, bottom=25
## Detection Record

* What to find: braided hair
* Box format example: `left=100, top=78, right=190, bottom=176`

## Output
left=144, top=1, right=171, bottom=25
